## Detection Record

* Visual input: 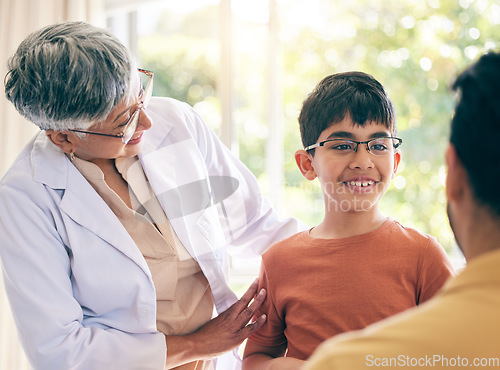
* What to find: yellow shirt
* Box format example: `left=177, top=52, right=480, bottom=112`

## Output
left=305, top=248, right=500, bottom=370
left=72, top=156, right=214, bottom=370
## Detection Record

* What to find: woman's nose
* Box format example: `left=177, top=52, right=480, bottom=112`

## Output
left=137, top=107, right=152, bottom=131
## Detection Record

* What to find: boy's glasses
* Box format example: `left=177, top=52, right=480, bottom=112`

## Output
left=305, top=137, right=402, bottom=156
left=69, top=68, right=154, bottom=144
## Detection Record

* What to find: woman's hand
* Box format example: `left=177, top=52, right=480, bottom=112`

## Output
left=165, top=279, right=267, bottom=367
left=191, top=279, right=267, bottom=358
left=242, top=340, right=305, bottom=370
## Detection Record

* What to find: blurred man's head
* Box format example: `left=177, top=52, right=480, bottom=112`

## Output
left=446, top=51, right=500, bottom=260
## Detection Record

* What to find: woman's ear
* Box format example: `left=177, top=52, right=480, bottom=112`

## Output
left=295, top=149, right=317, bottom=181
left=45, top=130, right=78, bottom=154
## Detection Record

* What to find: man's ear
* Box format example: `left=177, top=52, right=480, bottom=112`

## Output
left=45, top=130, right=78, bottom=154
left=445, top=144, right=467, bottom=203
left=295, top=149, right=317, bottom=181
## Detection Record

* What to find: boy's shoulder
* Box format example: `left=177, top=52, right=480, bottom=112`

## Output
left=382, top=218, right=448, bottom=262
left=387, top=218, right=437, bottom=244
left=262, top=230, right=310, bottom=259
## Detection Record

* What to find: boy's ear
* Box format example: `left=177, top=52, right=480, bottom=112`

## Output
left=45, top=130, right=78, bottom=155
left=295, top=149, right=317, bottom=181
left=392, top=150, right=402, bottom=177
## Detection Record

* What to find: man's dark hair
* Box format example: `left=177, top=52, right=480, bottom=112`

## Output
left=298, top=71, right=396, bottom=154
left=450, top=51, right=500, bottom=217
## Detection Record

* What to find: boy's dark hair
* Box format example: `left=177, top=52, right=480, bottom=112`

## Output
left=450, top=51, right=500, bottom=217
left=298, top=71, right=396, bottom=153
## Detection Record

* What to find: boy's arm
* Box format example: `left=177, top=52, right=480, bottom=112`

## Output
left=242, top=340, right=304, bottom=370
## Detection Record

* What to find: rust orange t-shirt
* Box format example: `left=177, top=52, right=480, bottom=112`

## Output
left=248, top=218, right=455, bottom=360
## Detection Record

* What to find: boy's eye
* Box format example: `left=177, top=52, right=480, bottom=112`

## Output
left=330, top=141, right=354, bottom=151
left=369, top=138, right=392, bottom=152
left=370, top=143, right=389, bottom=151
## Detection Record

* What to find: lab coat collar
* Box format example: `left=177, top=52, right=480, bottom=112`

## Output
left=32, top=132, right=70, bottom=190
left=138, top=97, right=175, bottom=156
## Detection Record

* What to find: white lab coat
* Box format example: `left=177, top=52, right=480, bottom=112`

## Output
left=0, top=97, right=305, bottom=370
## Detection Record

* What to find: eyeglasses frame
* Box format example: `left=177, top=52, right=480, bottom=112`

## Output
left=69, top=68, right=154, bottom=144
left=304, top=136, right=403, bottom=155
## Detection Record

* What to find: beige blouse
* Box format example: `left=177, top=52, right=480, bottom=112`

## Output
left=72, top=156, right=214, bottom=370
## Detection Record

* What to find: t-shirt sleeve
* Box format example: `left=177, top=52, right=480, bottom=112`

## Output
left=247, top=256, right=287, bottom=347
left=416, top=236, right=456, bottom=304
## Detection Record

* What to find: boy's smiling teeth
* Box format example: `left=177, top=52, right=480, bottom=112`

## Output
left=347, top=180, right=375, bottom=187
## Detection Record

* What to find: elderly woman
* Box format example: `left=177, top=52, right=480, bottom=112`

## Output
left=0, top=21, right=304, bottom=369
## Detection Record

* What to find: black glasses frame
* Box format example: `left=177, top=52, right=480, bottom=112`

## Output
left=304, top=137, right=402, bottom=155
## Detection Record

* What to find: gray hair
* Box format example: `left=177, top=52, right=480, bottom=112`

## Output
left=4, top=21, right=135, bottom=131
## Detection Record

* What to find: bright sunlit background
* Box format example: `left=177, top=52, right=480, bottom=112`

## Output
left=0, top=0, right=498, bottom=368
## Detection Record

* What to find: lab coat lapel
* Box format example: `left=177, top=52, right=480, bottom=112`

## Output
left=32, top=134, right=151, bottom=277
left=139, top=133, right=220, bottom=265
left=59, top=167, right=151, bottom=276
left=139, top=141, right=191, bottom=248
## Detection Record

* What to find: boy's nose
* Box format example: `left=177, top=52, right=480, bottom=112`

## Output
left=349, top=145, right=374, bottom=169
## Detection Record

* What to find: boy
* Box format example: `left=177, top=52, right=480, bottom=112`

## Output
left=242, top=72, right=455, bottom=369
left=304, top=51, right=500, bottom=370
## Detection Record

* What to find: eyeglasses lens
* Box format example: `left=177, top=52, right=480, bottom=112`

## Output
left=326, top=138, right=398, bottom=156
left=121, top=71, right=153, bottom=144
